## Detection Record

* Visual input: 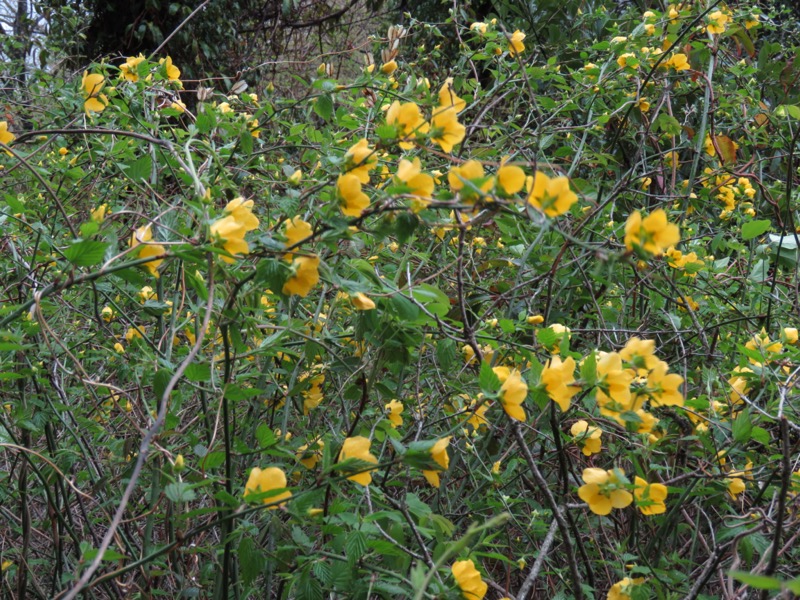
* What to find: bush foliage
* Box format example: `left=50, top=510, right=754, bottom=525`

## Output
left=2, top=1, right=800, bottom=599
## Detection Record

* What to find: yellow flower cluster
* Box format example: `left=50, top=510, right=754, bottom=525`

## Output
left=209, top=197, right=260, bottom=263
left=82, top=71, right=108, bottom=115
left=578, top=467, right=632, bottom=515
left=624, top=208, right=680, bottom=257
left=594, top=337, right=684, bottom=434
left=666, top=246, right=704, bottom=276
left=385, top=79, right=466, bottom=154
left=703, top=171, right=755, bottom=219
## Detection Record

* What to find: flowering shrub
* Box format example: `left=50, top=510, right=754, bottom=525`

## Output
left=2, top=2, right=800, bottom=599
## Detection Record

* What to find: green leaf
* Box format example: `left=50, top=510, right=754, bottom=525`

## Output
left=580, top=350, right=597, bottom=387
left=775, top=105, right=800, bottom=120
left=124, top=155, right=153, bottom=182
left=238, top=537, right=266, bottom=586
left=436, top=338, right=456, bottom=371
left=313, top=94, right=333, bottom=122
left=732, top=409, right=753, bottom=443
left=729, top=571, right=782, bottom=590
left=82, top=547, right=127, bottom=561
left=153, top=368, right=173, bottom=402
left=185, top=361, right=211, bottom=382
left=479, top=360, right=501, bottom=395
left=239, top=129, right=253, bottom=154
left=63, top=240, right=109, bottom=267
left=751, top=426, right=770, bottom=445
left=164, top=482, right=197, bottom=503
left=742, top=220, right=771, bottom=240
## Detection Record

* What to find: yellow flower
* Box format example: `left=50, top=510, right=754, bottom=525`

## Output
left=727, top=477, right=746, bottom=499
left=101, top=306, right=114, bottom=322
left=448, top=160, right=494, bottom=203
left=244, top=466, right=292, bottom=508
left=380, top=60, right=398, bottom=74
left=283, top=255, right=320, bottom=297
left=646, top=360, right=684, bottom=407
left=470, top=22, right=488, bottom=35
left=120, top=54, right=145, bottom=82
left=0, top=121, right=15, bottom=145
left=160, top=56, right=181, bottom=82
left=91, top=204, right=108, bottom=223
left=283, top=216, right=312, bottom=259
left=493, top=366, right=528, bottom=422
left=783, top=327, right=798, bottom=344
left=527, top=314, right=545, bottom=325
left=633, top=476, right=667, bottom=515
left=1, top=560, right=13, bottom=572
left=130, top=225, right=166, bottom=277
left=302, top=374, right=324, bottom=414
left=174, top=454, right=185, bottom=471
left=594, top=352, right=635, bottom=422
left=571, top=420, right=602, bottom=456
left=210, top=198, right=259, bottom=263
left=344, top=138, right=377, bottom=183
left=508, top=30, right=526, bottom=56
left=396, top=158, right=435, bottom=211
left=385, top=399, right=404, bottom=428
left=465, top=396, right=490, bottom=430
left=113, top=342, right=125, bottom=354
left=727, top=366, right=752, bottom=404
left=438, top=78, right=467, bottom=114
left=617, top=52, right=636, bottom=68
left=527, top=172, right=578, bottom=217
left=707, top=10, right=729, bottom=35
left=125, top=327, right=143, bottom=342
left=745, top=329, right=783, bottom=365
left=666, top=53, right=690, bottom=71
left=744, top=14, right=760, bottom=29
left=82, top=71, right=108, bottom=114
left=429, top=105, right=466, bottom=153
left=497, top=164, right=526, bottom=195
left=423, top=437, right=451, bottom=487
left=351, top=292, right=376, bottom=310
left=541, top=355, right=578, bottom=412
left=578, top=468, right=633, bottom=515
left=288, top=169, right=302, bottom=185
left=386, top=101, right=430, bottom=149
left=624, top=209, right=680, bottom=256
left=492, top=460, right=502, bottom=474
left=338, top=436, right=379, bottom=486
left=138, top=286, right=156, bottom=302
left=337, top=173, right=370, bottom=217
left=171, top=100, right=186, bottom=113
left=297, top=439, right=324, bottom=469
left=452, top=559, right=488, bottom=600
left=608, top=577, right=645, bottom=600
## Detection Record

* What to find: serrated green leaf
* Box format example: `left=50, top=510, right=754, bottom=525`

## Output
left=63, top=240, right=109, bottom=267
left=165, top=482, right=196, bottom=503
left=124, top=155, right=152, bottom=182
